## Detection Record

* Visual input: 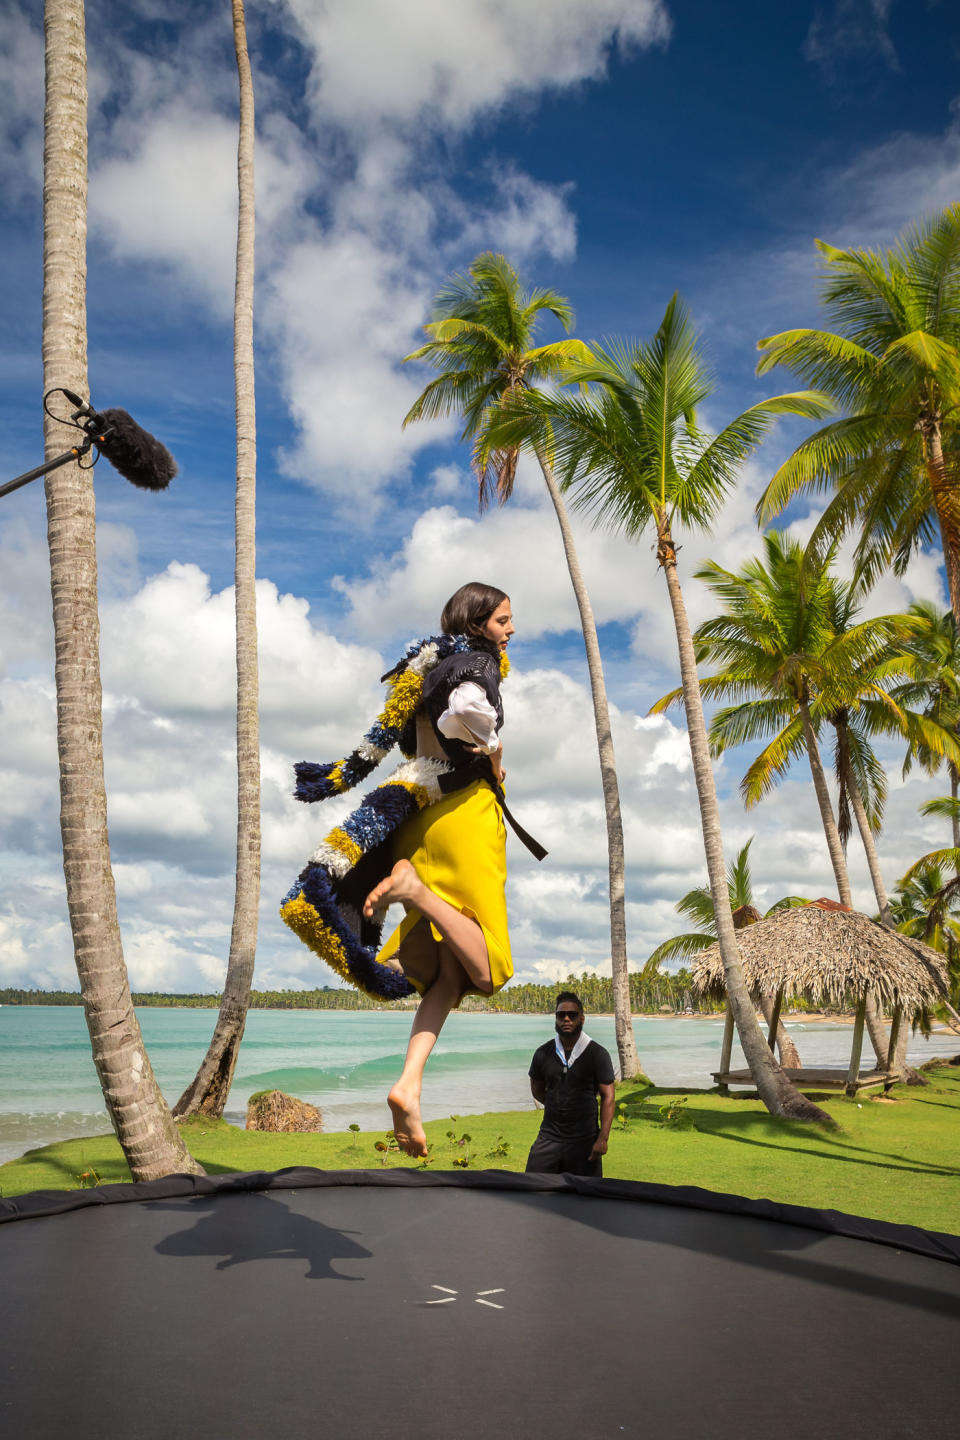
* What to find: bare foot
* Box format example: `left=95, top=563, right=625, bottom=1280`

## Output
left=363, top=859, right=424, bottom=919
left=388, top=1082, right=427, bottom=1157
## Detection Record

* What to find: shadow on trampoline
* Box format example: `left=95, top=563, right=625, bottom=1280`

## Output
left=145, top=1189, right=372, bottom=1280
left=484, top=1186, right=960, bottom=1321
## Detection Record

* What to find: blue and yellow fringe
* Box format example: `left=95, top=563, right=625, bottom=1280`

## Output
left=282, top=636, right=508, bottom=1001
left=280, top=758, right=453, bottom=1001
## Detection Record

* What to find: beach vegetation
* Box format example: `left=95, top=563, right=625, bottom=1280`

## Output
left=642, top=838, right=807, bottom=1067
left=889, top=601, right=960, bottom=851
left=659, top=534, right=960, bottom=1073
left=756, top=204, right=960, bottom=618
left=373, top=1132, right=402, bottom=1164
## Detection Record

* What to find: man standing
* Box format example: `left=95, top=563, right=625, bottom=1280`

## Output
left=525, top=991, right=616, bottom=1177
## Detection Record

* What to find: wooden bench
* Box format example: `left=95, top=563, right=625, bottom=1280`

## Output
left=713, top=1066, right=895, bottom=1096
left=713, top=992, right=904, bottom=1097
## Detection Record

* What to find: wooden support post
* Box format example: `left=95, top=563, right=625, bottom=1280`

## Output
left=717, top=1002, right=734, bottom=1093
left=846, top=994, right=867, bottom=1096
left=766, top=988, right=783, bottom=1053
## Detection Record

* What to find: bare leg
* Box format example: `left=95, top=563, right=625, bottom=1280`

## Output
left=365, top=860, right=493, bottom=1156
left=364, top=859, right=492, bottom=994
left=387, top=944, right=464, bottom=1156
left=391, top=915, right=440, bottom=992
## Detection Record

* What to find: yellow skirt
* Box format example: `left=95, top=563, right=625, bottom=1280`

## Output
left=377, top=779, right=513, bottom=998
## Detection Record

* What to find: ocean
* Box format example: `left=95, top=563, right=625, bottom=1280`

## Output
left=1, top=1004, right=957, bottom=1166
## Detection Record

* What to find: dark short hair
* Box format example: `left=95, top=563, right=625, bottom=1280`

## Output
left=441, top=582, right=508, bottom=637
left=555, top=991, right=583, bottom=1013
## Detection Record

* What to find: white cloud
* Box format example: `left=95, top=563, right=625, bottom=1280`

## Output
left=0, top=8, right=43, bottom=197
left=804, top=1, right=899, bottom=78
left=821, top=108, right=960, bottom=244
left=430, top=463, right=469, bottom=500
left=37, top=1, right=672, bottom=501
left=333, top=478, right=658, bottom=647
left=457, top=167, right=578, bottom=263
left=284, top=0, right=671, bottom=132
left=92, top=107, right=313, bottom=318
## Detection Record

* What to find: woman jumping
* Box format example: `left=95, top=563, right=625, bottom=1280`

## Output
left=282, top=582, right=541, bottom=1157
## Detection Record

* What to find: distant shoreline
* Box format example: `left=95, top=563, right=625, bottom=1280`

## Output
left=2, top=997, right=954, bottom=1034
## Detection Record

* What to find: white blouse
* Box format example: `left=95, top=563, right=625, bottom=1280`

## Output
left=437, top=681, right=501, bottom=754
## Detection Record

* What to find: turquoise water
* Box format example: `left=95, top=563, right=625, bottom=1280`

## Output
left=0, top=1005, right=957, bottom=1165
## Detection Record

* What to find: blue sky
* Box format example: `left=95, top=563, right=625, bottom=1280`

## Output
left=1, top=0, right=958, bottom=993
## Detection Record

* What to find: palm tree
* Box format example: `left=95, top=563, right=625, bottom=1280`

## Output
left=403, top=253, right=643, bottom=1080
left=755, top=205, right=960, bottom=617
left=894, top=852, right=960, bottom=1019
left=817, top=593, right=950, bottom=1082
left=662, top=534, right=958, bottom=1069
left=892, top=855, right=960, bottom=957
left=655, top=535, right=858, bottom=906
left=645, top=839, right=806, bottom=1066
left=890, top=601, right=960, bottom=857
left=41, top=0, right=201, bottom=1178
left=489, top=294, right=834, bottom=1123
left=174, top=0, right=261, bottom=1119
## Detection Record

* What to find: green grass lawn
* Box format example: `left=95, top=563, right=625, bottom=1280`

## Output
left=3, top=1067, right=959, bottom=1234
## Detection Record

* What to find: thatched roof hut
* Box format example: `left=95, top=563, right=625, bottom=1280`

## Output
left=691, top=905, right=949, bottom=1094
left=690, top=905, right=947, bottom=1013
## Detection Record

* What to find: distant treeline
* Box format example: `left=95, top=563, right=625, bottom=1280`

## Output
left=0, top=972, right=740, bottom=1014
left=0, top=986, right=375, bottom=1010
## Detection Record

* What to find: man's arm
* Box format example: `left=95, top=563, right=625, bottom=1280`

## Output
left=590, top=1082, right=616, bottom=1159
left=529, top=1049, right=546, bottom=1107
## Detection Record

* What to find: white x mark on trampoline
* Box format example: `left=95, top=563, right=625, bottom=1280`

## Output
left=426, top=1286, right=505, bottom=1309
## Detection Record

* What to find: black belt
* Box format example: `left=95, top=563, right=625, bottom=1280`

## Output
left=437, top=757, right=547, bottom=861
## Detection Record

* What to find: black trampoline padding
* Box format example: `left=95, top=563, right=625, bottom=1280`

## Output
left=2, top=1169, right=959, bottom=1440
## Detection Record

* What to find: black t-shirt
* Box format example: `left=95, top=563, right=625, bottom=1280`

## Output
left=529, top=1038, right=615, bottom=1138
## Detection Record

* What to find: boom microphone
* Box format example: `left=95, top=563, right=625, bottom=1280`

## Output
left=94, top=408, right=178, bottom=491
left=1, top=391, right=179, bottom=502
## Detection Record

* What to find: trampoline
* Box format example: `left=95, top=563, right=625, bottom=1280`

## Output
left=3, top=1168, right=959, bottom=1440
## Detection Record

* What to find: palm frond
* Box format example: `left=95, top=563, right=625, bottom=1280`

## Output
left=764, top=895, right=810, bottom=916
left=920, top=795, right=960, bottom=821
left=740, top=718, right=808, bottom=805
left=648, top=684, right=683, bottom=715
left=755, top=328, right=881, bottom=407
left=727, top=839, right=755, bottom=911
left=643, top=931, right=715, bottom=973
left=880, top=330, right=960, bottom=391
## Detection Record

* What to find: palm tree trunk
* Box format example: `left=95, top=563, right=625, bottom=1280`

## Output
left=535, top=447, right=642, bottom=1080
left=840, top=749, right=891, bottom=926
left=758, top=994, right=802, bottom=1067
left=838, top=746, right=921, bottom=1077
left=42, top=0, right=201, bottom=1179
left=951, top=765, right=960, bottom=867
left=801, top=706, right=888, bottom=1065
left=175, top=0, right=260, bottom=1118
left=798, top=698, right=852, bottom=907
left=658, top=528, right=830, bottom=1124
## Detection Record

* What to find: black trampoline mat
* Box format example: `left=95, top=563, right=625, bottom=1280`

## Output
left=3, top=1175, right=959, bottom=1439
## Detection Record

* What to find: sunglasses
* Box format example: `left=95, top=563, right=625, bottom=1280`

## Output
left=556, top=1011, right=581, bottom=1020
